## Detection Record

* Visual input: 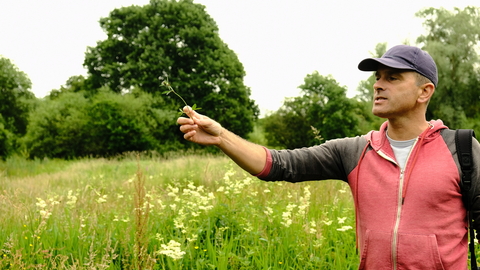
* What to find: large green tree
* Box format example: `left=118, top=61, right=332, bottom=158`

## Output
left=354, top=43, right=388, bottom=132
left=0, top=57, right=34, bottom=134
left=84, top=0, right=258, bottom=137
left=264, top=72, right=361, bottom=149
left=0, top=56, right=35, bottom=157
left=416, top=6, right=480, bottom=129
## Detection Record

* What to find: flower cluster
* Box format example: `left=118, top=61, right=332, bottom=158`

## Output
left=166, top=181, right=215, bottom=234
left=35, top=196, right=60, bottom=219
left=156, top=240, right=186, bottom=260
left=216, top=167, right=254, bottom=196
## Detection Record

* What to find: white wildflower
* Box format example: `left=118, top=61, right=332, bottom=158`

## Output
left=66, top=190, right=77, bottom=206
left=322, top=219, right=333, bottom=226
left=281, top=211, right=293, bottom=227
left=96, top=195, right=107, bottom=204
left=155, top=233, right=164, bottom=242
left=337, top=217, right=347, bottom=224
left=187, top=234, right=198, bottom=242
left=264, top=207, right=273, bottom=216
left=157, top=240, right=186, bottom=260
left=337, top=226, right=353, bottom=232
left=39, top=210, right=51, bottom=219
left=36, top=198, right=47, bottom=209
left=243, top=221, right=253, bottom=232
left=309, top=220, right=317, bottom=234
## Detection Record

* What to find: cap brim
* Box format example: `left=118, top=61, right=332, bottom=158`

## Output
left=358, top=58, right=414, bottom=71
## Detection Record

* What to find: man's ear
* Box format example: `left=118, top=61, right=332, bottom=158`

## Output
left=418, top=83, right=435, bottom=104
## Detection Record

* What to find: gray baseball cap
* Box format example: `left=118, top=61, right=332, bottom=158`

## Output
left=358, top=45, right=438, bottom=87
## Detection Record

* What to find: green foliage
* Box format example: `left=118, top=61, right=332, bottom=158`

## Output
left=416, top=6, right=480, bottom=130
left=0, top=56, right=36, bottom=157
left=0, top=56, right=35, bottom=135
left=22, top=91, right=180, bottom=158
left=84, top=91, right=171, bottom=156
left=264, top=72, right=361, bottom=149
left=21, top=92, right=90, bottom=158
left=49, top=75, right=90, bottom=99
left=0, top=116, right=15, bottom=158
left=161, top=77, right=201, bottom=117
left=354, top=43, right=387, bottom=132
left=247, top=118, right=269, bottom=146
left=84, top=0, right=258, bottom=137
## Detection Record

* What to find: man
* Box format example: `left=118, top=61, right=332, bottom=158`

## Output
left=177, top=45, right=480, bottom=269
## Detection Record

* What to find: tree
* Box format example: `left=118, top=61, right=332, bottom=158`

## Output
left=84, top=0, right=258, bottom=137
left=22, top=90, right=178, bottom=159
left=354, top=43, right=387, bottom=132
left=264, top=72, right=361, bottom=149
left=0, top=56, right=35, bottom=157
left=0, top=115, right=14, bottom=158
left=49, top=75, right=89, bottom=99
left=0, top=56, right=35, bottom=135
left=21, top=93, right=90, bottom=158
left=416, top=6, right=480, bottom=129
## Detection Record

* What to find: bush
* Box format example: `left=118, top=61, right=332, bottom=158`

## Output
left=0, top=116, right=15, bottom=158
left=22, top=91, right=179, bottom=158
left=21, top=92, right=90, bottom=158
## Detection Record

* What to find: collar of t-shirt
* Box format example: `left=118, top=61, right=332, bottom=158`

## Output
left=386, top=133, right=416, bottom=170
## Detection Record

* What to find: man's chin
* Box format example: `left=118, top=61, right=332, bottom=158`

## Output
left=372, top=110, right=389, bottom=119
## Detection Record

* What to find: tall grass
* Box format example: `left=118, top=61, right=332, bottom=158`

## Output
left=0, top=154, right=357, bottom=269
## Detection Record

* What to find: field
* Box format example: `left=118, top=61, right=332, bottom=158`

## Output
left=0, top=153, right=357, bottom=269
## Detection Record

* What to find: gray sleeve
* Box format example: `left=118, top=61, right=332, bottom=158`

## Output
left=260, top=136, right=368, bottom=183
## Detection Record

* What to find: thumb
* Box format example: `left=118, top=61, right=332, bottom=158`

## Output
left=183, top=106, right=204, bottom=121
left=182, top=106, right=196, bottom=118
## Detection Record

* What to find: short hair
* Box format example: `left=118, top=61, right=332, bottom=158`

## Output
left=415, top=72, right=433, bottom=87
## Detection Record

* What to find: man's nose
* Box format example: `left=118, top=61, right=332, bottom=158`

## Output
left=373, top=79, right=384, bottom=92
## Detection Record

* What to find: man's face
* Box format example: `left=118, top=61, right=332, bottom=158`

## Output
left=372, top=66, right=422, bottom=119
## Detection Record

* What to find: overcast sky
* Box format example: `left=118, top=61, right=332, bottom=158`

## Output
left=0, top=0, right=477, bottom=115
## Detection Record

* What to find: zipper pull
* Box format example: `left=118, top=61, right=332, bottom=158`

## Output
left=400, top=169, right=405, bottom=205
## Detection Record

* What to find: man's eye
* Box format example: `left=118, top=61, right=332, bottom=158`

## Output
left=389, top=77, right=398, bottom=81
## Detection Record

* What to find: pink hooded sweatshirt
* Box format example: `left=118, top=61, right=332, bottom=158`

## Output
left=257, top=120, right=473, bottom=269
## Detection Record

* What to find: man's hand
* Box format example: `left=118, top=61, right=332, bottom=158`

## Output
left=177, top=106, right=223, bottom=146
left=177, top=106, right=267, bottom=175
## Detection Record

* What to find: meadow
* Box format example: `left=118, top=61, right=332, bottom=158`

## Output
left=0, top=153, right=357, bottom=269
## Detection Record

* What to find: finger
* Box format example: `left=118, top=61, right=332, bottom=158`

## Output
left=177, top=117, right=194, bottom=125
left=183, top=105, right=204, bottom=119
left=184, top=130, right=196, bottom=140
left=179, top=124, right=197, bottom=133
left=182, top=106, right=196, bottom=118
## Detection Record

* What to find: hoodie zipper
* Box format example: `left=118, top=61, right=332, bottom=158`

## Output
left=377, top=138, right=418, bottom=270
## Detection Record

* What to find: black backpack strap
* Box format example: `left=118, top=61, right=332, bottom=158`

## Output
left=457, top=129, right=475, bottom=208
left=456, top=129, right=477, bottom=270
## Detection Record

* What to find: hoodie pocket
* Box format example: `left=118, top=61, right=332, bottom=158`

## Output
left=359, top=230, right=445, bottom=270
left=396, top=233, right=445, bottom=270
left=359, top=229, right=392, bottom=270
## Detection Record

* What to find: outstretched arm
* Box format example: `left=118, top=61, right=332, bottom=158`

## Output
left=177, top=106, right=267, bottom=175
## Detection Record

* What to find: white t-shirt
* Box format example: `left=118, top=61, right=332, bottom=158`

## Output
left=386, top=134, right=416, bottom=170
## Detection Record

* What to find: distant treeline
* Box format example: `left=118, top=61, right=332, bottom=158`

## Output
left=1, top=1, right=479, bottom=159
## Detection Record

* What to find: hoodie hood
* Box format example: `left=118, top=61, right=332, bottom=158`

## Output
left=366, top=120, right=449, bottom=151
